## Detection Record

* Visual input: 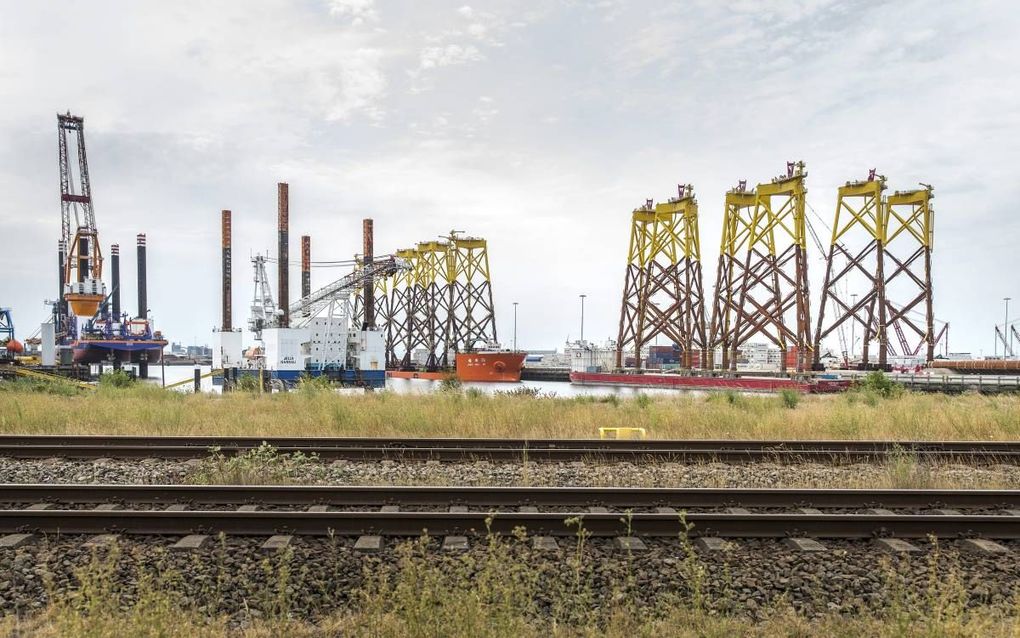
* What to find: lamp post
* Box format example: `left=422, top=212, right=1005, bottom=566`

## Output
left=579, top=294, right=587, bottom=344
left=512, top=302, right=518, bottom=352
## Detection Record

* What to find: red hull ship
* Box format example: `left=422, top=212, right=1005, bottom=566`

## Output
left=388, top=351, right=526, bottom=383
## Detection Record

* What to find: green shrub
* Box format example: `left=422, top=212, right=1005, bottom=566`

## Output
left=706, top=390, right=748, bottom=409
left=855, top=371, right=904, bottom=398
left=232, top=373, right=262, bottom=393
left=297, top=373, right=333, bottom=395
left=98, top=369, right=136, bottom=389
left=778, top=388, right=800, bottom=409
left=634, top=393, right=652, bottom=409
left=438, top=375, right=462, bottom=392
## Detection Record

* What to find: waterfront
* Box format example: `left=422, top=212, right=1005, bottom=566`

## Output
left=114, top=364, right=702, bottom=398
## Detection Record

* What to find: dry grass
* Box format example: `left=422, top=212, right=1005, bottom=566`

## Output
left=1, top=384, right=1020, bottom=441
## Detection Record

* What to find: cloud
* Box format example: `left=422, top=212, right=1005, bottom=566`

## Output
left=0, top=1, right=1016, bottom=355
left=419, top=43, right=484, bottom=69
left=327, top=0, right=377, bottom=25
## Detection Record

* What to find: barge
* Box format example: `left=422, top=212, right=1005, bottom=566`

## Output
left=569, top=370, right=851, bottom=393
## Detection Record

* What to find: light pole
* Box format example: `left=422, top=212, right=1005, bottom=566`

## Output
left=512, top=302, right=518, bottom=352
left=1005, top=297, right=1012, bottom=358
left=579, top=294, right=587, bottom=344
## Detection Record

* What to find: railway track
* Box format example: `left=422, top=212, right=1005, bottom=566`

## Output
left=2, top=435, right=1020, bottom=462
left=1, top=485, right=1018, bottom=540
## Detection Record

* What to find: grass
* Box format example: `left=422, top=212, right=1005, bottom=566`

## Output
left=1, top=382, right=1019, bottom=441
left=1, top=530, right=1017, bottom=637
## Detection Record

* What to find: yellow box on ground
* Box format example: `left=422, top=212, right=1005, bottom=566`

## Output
left=599, top=427, right=647, bottom=440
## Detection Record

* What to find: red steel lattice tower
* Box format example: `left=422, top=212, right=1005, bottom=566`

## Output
left=616, top=185, right=707, bottom=369
left=729, top=162, right=812, bottom=373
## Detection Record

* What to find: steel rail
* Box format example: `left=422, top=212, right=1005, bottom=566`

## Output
left=3, top=484, right=1019, bottom=510
left=1, top=436, right=1019, bottom=462
left=1, top=509, right=1018, bottom=539
left=4, top=435, right=1020, bottom=450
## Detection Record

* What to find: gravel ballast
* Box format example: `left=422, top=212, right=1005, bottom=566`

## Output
left=0, top=535, right=1017, bottom=622
left=2, top=457, right=1019, bottom=488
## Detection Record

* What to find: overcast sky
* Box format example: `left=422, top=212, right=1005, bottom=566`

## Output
left=1, top=0, right=1018, bottom=356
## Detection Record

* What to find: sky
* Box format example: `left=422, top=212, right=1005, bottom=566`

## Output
left=1, top=0, right=1019, bottom=356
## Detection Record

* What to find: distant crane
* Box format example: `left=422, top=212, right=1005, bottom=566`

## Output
left=290, top=256, right=409, bottom=327
left=248, top=255, right=278, bottom=340
left=248, top=253, right=408, bottom=340
left=57, top=113, right=106, bottom=324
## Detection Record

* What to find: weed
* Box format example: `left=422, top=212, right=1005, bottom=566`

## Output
left=880, top=448, right=936, bottom=489
left=438, top=375, right=462, bottom=392
left=635, top=392, right=652, bottom=409
left=855, top=370, right=905, bottom=398
left=233, top=373, right=262, bottom=393
left=98, top=369, right=136, bottom=389
left=0, top=376, right=81, bottom=396
left=296, top=373, right=333, bottom=395
left=188, top=443, right=319, bottom=485
left=707, top=389, right=748, bottom=409
left=778, top=388, right=800, bottom=409
left=494, top=386, right=544, bottom=398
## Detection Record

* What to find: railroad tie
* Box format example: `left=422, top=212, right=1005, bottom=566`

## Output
left=83, top=534, right=120, bottom=549
left=783, top=538, right=827, bottom=552
left=532, top=536, right=559, bottom=552
left=442, top=536, right=469, bottom=552
left=354, top=535, right=384, bottom=554
left=0, top=533, right=36, bottom=550
left=959, top=539, right=1011, bottom=554
left=694, top=537, right=734, bottom=552
left=171, top=535, right=211, bottom=552
left=261, top=535, right=294, bottom=553
left=874, top=538, right=921, bottom=554
left=614, top=536, right=648, bottom=552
